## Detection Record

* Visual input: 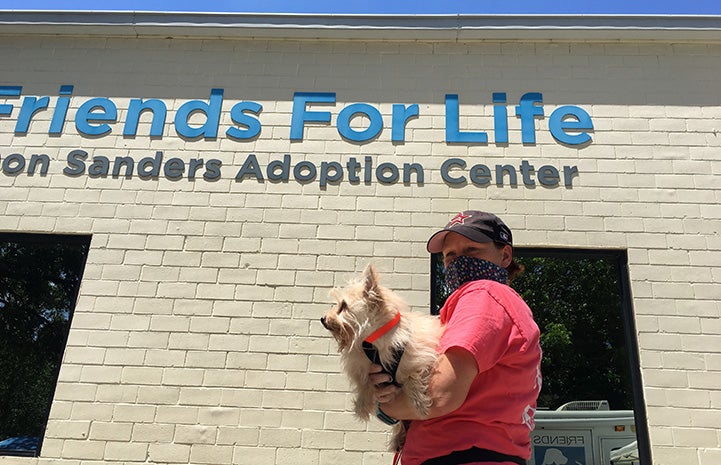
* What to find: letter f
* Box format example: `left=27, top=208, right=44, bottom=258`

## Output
left=0, top=86, right=21, bottom=118
left=515, top=92, right=544, bottom=144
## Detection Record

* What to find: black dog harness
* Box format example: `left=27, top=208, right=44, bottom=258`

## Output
left=363, top=312, right=404, bottom=387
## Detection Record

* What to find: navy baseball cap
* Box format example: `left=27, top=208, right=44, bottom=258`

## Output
left=426, top=211, right=513, bottom=253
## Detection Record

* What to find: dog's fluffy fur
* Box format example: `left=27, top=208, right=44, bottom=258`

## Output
left=321, top=264, right=442, bottom=450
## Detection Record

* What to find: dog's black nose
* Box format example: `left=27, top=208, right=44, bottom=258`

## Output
left=320, top=316, right=328, bottom=329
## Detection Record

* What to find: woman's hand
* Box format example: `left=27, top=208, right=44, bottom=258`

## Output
left=369, top=363, right=401, bottom=403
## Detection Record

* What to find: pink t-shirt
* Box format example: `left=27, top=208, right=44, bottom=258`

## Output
left=400, top=279, right=542, bottom=465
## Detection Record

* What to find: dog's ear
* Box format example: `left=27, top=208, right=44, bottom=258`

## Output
left=362, top=264, right=380, bottom=297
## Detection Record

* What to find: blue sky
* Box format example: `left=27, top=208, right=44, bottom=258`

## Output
left=3, top=0, right=721, bottom=15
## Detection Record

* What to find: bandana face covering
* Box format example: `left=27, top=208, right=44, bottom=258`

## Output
left=444, top=255, right=509, bottom=294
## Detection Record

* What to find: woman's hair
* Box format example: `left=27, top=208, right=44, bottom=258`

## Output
left=506, top=259, right=525, bottom=283
left=494, top=242, right=524, bottom=283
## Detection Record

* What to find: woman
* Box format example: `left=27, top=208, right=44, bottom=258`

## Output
left=370, top=211, right=542, bottom=465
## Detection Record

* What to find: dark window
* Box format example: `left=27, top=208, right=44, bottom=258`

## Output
left=431, top=248, right=650, bottom=465
left=0, top=234, right=90, bottom=457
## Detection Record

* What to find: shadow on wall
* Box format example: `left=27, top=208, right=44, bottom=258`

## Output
left=1, top=37, right=718, bottom=107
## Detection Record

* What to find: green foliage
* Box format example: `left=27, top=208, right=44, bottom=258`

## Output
left=512, top=256, right=633, bottom=410
left=431, top=253, right=450, bottom=315
left=0, top=237, right=88, bottom=442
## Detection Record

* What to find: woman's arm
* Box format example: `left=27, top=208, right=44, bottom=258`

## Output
left=370, top=346, right=479, bottom=420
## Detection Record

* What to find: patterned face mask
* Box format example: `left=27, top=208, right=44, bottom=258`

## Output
left=444, top=255, right=509, bottom=294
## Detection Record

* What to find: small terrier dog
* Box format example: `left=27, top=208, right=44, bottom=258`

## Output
left=321, top=264, right=442, bottom=450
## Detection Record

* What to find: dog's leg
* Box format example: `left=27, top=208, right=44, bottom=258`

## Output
left=401, top=370, right=434, bottom=417
left=389, top=422, right=407, bottom=452
left=353, top=384, right=375, bottom=420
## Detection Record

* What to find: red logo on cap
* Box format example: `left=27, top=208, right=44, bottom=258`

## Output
left=448, top=212, right=470, bottom=226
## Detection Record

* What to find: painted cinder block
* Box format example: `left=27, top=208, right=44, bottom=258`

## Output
left=0, top=30, right=719, bottom=465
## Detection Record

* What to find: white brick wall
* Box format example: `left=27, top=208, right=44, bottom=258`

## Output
left=0, top=33, right=719, bottom=465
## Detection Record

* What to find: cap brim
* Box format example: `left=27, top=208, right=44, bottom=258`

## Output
left=426, top=227, right=493, bottom=254
left=426, top=230, right=449, bottom=254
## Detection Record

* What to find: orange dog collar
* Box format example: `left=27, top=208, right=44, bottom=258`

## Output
left=364, top=312, right=401, bottom=344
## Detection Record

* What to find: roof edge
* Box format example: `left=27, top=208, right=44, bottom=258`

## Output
left=1, top=11, right=721, bottom=41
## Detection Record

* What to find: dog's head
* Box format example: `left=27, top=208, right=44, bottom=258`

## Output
left=321, top=264, right=396, bottom=352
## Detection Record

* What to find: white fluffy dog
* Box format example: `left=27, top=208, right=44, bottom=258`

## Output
left=321, top=264, right=442, bottom=450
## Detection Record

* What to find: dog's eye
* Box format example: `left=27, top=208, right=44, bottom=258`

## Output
left=337, top=301, right=347, bottom=314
